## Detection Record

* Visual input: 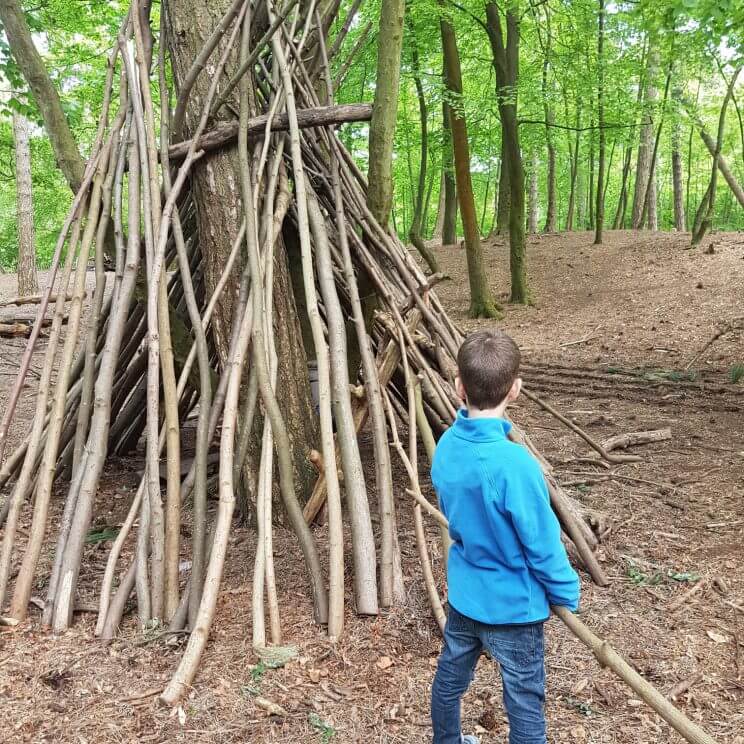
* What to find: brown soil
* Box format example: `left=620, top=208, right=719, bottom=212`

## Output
left=1, top=230, right=743, bottom=743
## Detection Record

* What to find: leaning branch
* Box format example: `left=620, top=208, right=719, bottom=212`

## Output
left=168, top=103, right=373, bottom=162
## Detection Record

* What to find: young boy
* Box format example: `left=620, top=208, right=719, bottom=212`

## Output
left=430, top=329, right=580, bottom=744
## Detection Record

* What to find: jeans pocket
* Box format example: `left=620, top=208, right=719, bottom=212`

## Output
left=486, top=624, right=539, bottom=667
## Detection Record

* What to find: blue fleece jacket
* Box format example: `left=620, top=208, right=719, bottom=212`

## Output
left=431, top=409, right=580, bottom=625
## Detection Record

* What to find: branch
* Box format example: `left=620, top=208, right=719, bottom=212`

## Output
left=445, top=0, right=490, bottom=35
left=518, top=119, right=639, bottom=132
left=168, top=103, right=373, bottom=162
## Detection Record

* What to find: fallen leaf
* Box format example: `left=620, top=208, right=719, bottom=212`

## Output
left=255, top=696, right=287, bottom=717
left=706, top=630, right=729, bottom=644
left=308, top=669, right=321, bottom=684
left=376, top=656, right=394, bottom=670
left=571, top=677, right=590, bottom=695
left=570, top=724, right=587, bottom=741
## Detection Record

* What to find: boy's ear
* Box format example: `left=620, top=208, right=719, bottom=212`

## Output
left=455, top=375, right=467, bottom=403
left=507, top=377, right=522, bottom=402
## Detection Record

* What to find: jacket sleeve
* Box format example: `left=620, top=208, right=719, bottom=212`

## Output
left=502, top=452, right=580, bottom=610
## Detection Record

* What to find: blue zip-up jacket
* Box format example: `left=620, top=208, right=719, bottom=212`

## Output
left=431, top=409, right=580, bottom=624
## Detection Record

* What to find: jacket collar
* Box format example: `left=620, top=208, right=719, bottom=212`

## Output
left=451, top=407, right=512, bottom=442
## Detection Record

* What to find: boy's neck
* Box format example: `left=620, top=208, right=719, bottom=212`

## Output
left=466, top=402, right=508, bottom=420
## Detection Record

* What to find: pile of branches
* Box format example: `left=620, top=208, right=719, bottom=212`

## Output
left=0, top=0, right=606, bottom=703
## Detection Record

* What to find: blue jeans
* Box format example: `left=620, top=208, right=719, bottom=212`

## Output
left=431, top=606, right=546, bottom=744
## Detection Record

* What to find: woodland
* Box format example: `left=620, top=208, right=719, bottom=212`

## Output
left=0, top=0, right=742, bottom=741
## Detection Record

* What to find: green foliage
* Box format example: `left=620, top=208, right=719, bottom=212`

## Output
left=1, top=0, right=743, bottom=273
left=309, top=712, right=336, bottom=742
left=729, top=363, right=744, bottom=383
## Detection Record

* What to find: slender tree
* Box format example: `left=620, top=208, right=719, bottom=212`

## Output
left=367, top=0, right=406, bottom=228
left=440, top=6, right=501, bottom=318
left=407, top=15, right=439, bottom=273
left=12, top=111, right=38, bottom=296
left=485, top=1, right=530, bottom=304
left=594, top=0, right=606, bottom=245
left=671, top=86, right=687, bottom=231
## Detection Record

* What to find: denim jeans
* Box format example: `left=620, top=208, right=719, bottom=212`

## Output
left=431, top=605, right=547, bottom=744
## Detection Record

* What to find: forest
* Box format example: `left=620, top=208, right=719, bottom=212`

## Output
left=0, top=0, right=742, bottom=741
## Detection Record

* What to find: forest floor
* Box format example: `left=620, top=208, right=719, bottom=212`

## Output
left=0, top=229, right=743, bottom=743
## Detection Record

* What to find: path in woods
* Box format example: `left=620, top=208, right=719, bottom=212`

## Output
left=0, top=230, right=742, bottom=743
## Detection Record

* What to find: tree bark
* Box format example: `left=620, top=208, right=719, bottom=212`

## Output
left=587, top=118, right=595, bottom=229
left=12, top=112, right=38, bottom=296
left=671, top=91, right=687, bottom=231
left=440, top=8, right=501, bottom=318
left=496, top=138, right=510, bottom=234
left=692, top=67, right=742, bottom=246
left=527, top=152, right=538, bottom=234
left=693, top=118, right=744, bottom=210
left=0, top=0, right=85, bottom=193
left=485, top=2, right=530, bottom=304
left=407, top=18, right=439, bottom=274
left=441, top=100, right=458, bottom=245
left=593, top=0, right=606, bottom=245
left=566, top=98, right=580, bottom=231
left=631, top=46, right=659, bottom=229
left=613, top=144, right=632, bottom=229
left=166, top=0, right=319, bottom=518
left=367, top=0, right=406, bottom=228
left=540, top=8, right=556, bottom=233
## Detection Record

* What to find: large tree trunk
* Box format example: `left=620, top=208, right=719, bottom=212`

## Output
left=12, top=112, right=38, bottom=296
left=587, top=119, right=595, bottom=229
left=0, top=0, right=85, bottom=193
left=593, top=0, right=606, bottom=245
left=367, top=0, right=405, bottom=228
left=440, top=9, right=500, bottom=318
left=485, top=2, right=530, bottom=305
left=631, top=46, right=659, bottom=229
left=165, top=0, right=319, bottom=517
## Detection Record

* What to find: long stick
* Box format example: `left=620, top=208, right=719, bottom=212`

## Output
left=552, top=606, right=720, bottom=744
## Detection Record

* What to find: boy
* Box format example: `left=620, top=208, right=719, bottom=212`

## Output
left=430, top=330, right=580, bottom=744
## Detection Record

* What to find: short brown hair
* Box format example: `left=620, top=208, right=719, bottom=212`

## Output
left=456, top=329, right=521, bottom=409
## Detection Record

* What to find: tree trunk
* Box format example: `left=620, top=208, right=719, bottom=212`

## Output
left=587, top=120, right=595, bottom=229
left=694, top=118, right=744, bottom=210
left=485, top=2, right=530, bottom=304
left=593, top=0, right=605, bottom=245
left=0, top=0, right=85, bottom=193
left=432, top=171, right=445, bottom=241
left=691, top=68, right=742, bottom=246
left=672, top=116, right=687, bottom=231
left=367, top=0, right=405, bottom=228
left=566, top=99, right=580, bottom=231
left=440, top=10, right=501, bottom=318
left=631, top=46, right=659, bottom=229
left=442, top=100, right=458, bottom=245
left=528, top=152, right=539, bottom=234
left=540, top=8, right=556, bottom=233
left=12, top=112, right=38, bottom=296
left=165, top=0, right=319, bottom=516
left=407, top=18, right=439, bottom=274
left=613, top=144, right=632, bottom=229
left=496, top=138, right=510, bottom=235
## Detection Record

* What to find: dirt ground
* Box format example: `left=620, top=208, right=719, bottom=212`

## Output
left=0, top=229, right=742, bottom=743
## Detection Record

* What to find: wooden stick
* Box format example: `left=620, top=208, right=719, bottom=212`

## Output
left=0, top=293, right=84, bottom=307
left=168, top=103, right=373, bottom=162
left=552, top=605, right=720, bottom=744
left=522, top=387, right=642, bottom=464
left=668, top=579, right=708, bottom=613
left=602, top=428, right=672, bottom=452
